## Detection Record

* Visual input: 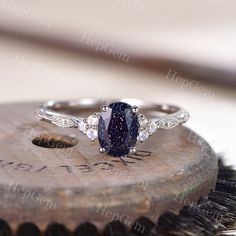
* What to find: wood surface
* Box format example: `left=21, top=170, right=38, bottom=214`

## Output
left=0, top=102, right=218, bottom=231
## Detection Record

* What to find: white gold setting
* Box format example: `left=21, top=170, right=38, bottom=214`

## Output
left=78, top=113, right=100, bottom=141
left=137, top=114, right=159, bottom=142
left=51, top=115, right=77, bottom=128
left=36, top=99, right=190, bottom=155
left=129, top=147, right=136, bottom=154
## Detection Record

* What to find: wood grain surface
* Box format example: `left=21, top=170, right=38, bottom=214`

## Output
left=0, top=102, right=218, bottom=231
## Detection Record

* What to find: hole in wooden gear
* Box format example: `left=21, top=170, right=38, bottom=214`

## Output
left=32, top=133, right=78, bottom=148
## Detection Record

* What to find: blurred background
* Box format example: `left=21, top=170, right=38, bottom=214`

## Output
left=0, top=0, right=235, bottom=166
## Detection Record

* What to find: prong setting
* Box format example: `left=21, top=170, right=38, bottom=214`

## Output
left=98, top=102, right=140, bottom=157
left=37, top=99, right=189, bottom=158
left=129, top=147, right=136, bottom=154
left=137, top=114, right=158, bottom=143
left=99, top=148, right=106, bottom=153
left=102, top=105, right=109, bottom=112
left=79, top=114, right=100, bottom=141
left=132, top=106, right=139, bottom=113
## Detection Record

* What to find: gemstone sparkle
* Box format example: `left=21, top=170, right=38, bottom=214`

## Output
left=98, top=102, right=139, bottom=157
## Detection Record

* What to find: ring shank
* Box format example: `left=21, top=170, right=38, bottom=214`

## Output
left=36, top=99, right=189, bottom=129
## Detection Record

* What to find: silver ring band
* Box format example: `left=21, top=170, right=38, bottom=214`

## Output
left=36, top=98, right=189, bottom=129
left=36, top=98, right=190, bottom=157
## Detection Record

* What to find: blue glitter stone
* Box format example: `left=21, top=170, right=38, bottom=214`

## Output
left=98, top=102, right=139, bottom=157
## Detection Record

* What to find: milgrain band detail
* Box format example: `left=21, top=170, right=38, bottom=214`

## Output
left=36, top=99, right=190, bottom=157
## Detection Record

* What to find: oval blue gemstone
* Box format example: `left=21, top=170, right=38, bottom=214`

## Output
left=98, top=102, right=140, bottom=157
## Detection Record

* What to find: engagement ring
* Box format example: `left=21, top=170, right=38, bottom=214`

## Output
left=36, top=99, right=190, bottom=157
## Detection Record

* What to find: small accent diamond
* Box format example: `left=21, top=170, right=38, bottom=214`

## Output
left=51, top=116, right=75, bottom=128
left=158, top=118, right=178, bottom=129
left=35, top=108, right=44, bottom=120
left=79, top=114, right=100, bottom=141
left=87, top=114, right=99, bottom=126
left=138, top=114, right=148, bottom=128
left=86, top=128, right=98, bottom=141
left=79, top=121, right=87, bottom=134
left=137, top=130, right=149, bottom=142
left=137, top=114, right=159, bottom=142
left=147, top=121, right=157, bottom=134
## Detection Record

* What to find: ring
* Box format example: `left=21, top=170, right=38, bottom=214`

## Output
left=35, top=99, right=190, bottom=157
